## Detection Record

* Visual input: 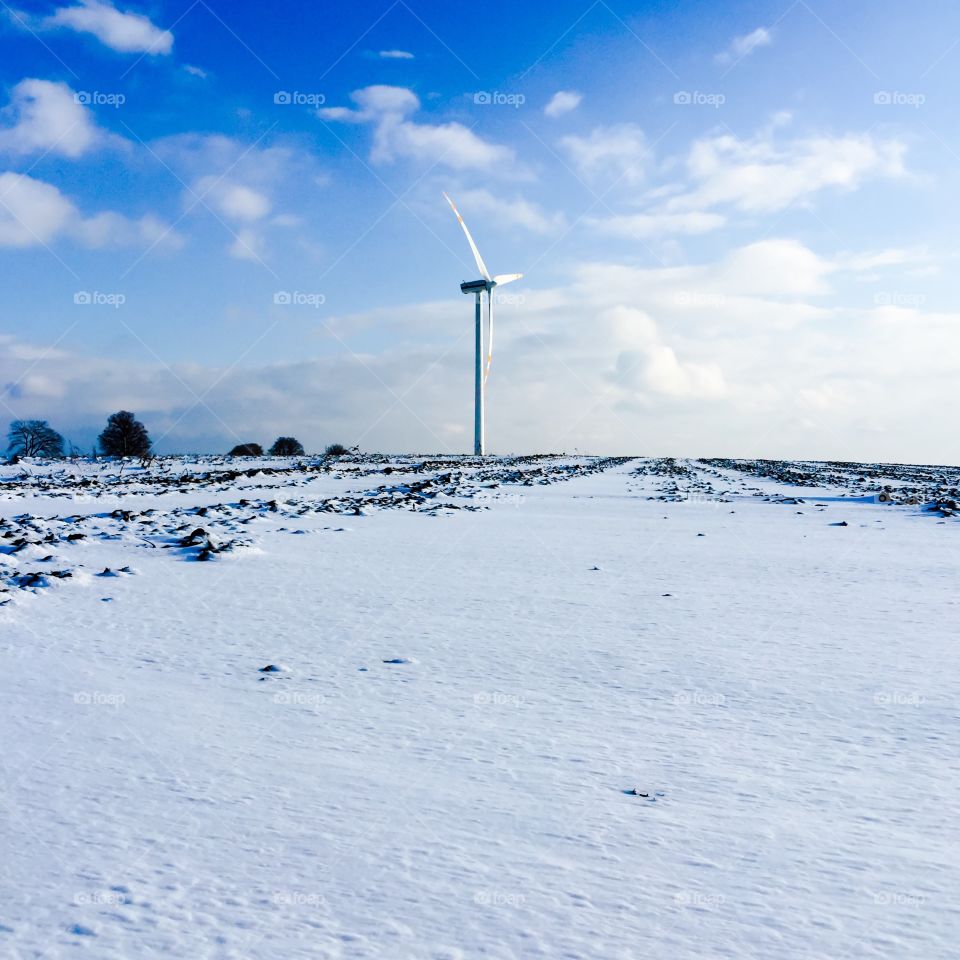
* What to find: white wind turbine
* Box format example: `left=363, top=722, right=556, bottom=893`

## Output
left=443, top=192, right=522, bottom=456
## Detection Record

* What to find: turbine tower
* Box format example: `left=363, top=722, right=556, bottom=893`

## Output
left=443, top=193, right=523, bottom=456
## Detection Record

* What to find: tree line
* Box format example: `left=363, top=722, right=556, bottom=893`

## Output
left=5, top=413, right=348, bottom=461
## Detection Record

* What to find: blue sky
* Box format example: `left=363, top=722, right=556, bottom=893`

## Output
left=1, top=0, right=959, bottom=459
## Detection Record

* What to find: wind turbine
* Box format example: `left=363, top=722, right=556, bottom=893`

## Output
left=443, top=192, right=522, bottom=456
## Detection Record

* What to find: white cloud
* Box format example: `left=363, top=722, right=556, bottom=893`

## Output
left=716, top=26, right=772, bottom=65
left=0, top=171, right=181, bottom=249
left=0, top=172, right=75, bottom=246
left=315, top=106, right=363, bottom=123
left=599, top=306, right=726, bottom=398
left=668, top=130, right=907, bottom=215
left=373, top=116, right=513, bottom=170
left=320, top=85, right=515, bottom=171
left=379, top=49, right=414, bottom=59
left=45, top=0, right=173, bottom=54
left=559, top=124, right=648, bottom=185
left=195, top=180, right=272, bottom=222
left=73, top=210, right=182, bottom=249
left=711, top=239, right=832, bottom=296
left=353, top=85, right=420, bottom=115
left=0, top=79, right=113, bottom=158
left=544, top=90, right=582, bottom=118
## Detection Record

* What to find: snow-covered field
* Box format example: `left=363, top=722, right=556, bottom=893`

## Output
left=2, top=454, right=958, bottom=959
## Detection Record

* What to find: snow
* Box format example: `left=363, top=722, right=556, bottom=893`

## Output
left=1, top=455, right=958, bottom=958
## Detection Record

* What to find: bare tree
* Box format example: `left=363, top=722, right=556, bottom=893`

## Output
left=7, top=420, right=65, bottom=458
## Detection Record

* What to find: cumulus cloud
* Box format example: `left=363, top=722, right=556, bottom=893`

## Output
left=44, top=0, right=173, bottom=54
left=0, top=171, right=181, bottom=249
left=319, top=85, right=515, bottom=171
left=715, top=26, right=772, bottom=65
left=0, top=79, right=117, bottom=158
left=0, top=172, right=75, bottom=246
left=599, top=305, right=726, bottom=399
left=193, top=179, right=272, bottom=222
left=559, top=124, right=648, bottom=185
left=544, top=90, right=582, bottom=118
left=667, top=129, right=907, bottom=216
left=73, top=210, right=183, bottom=249
left=581, top=123, right=908, bottom=240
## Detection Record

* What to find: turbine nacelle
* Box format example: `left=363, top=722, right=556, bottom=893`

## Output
left=459, top=273, right=523, bottom=295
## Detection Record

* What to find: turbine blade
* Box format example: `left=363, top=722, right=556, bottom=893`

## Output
left=443, top=192, right=491, bottom=281
left=493, top=273, right=523, bottom=286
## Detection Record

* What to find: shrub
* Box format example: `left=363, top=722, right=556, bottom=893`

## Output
left=7, top=420, right=65, bottom=458
left=324, top=443, right=349, bottom=457
left=269, top=436, right=305, bottom=456
left=98, top=411, right=151, bottom=457
left=229, top=443, right=264, bottom=456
